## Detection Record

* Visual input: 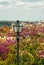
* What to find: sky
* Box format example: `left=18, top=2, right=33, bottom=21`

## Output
left=0, top=0, right=44, bottom=21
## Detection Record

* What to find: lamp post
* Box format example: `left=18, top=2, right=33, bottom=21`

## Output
left=13, top=20, right=23, bottom=65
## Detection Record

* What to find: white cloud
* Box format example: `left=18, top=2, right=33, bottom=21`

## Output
left=0, top=0, right=44, bottom=9
left=0, top=0, right=7, bottom=2
left=16, top=1, right=44, bottom=8
left=0, top=0, right=43, bottom=21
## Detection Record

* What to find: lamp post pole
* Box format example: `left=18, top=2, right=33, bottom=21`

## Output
left=13, top=20, right=23, bottom=65
left=16, top=21, right=20, bottom=65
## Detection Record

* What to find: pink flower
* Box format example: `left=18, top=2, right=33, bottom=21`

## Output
left=38, top=38, right=44, bottom=43
left=0, top=45, right=9, bottom=55
left=20, top=28, right=29, bottom=37
left=38, top=50, right=44, bottom=58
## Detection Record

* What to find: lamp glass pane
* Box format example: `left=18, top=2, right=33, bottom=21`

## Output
left=13, top=23, right=23, bottom=32
left=19, top=27, right=22, bottom=32
left=19, top=24, right=23, bottom=32
left=14, top=27, right=17, bottom=32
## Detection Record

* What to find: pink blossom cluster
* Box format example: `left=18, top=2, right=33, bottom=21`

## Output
left=38, top=50, right=44, bottom=58
left=38, top=38, right=44, bottom=43
left=0, top=39, right=16, bottom=60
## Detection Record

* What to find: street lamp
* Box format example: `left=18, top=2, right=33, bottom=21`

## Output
left=13, top=20, right=23, bottom=65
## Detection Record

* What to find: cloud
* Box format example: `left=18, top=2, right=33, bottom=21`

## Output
left=0, top=1, right=9, bottom=5
left=0, top=0, right=44, bottom=9
left=13, top=0, right=44, bottom=10
left=0, top=0, right=11, bottom=9
left=0, top=0, right=44, bottom=21
left=12, top=0, right=44, bottom=9
left=22, top=0, right=44, bottom=2
left=26, top=1, right=44, bottom=8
